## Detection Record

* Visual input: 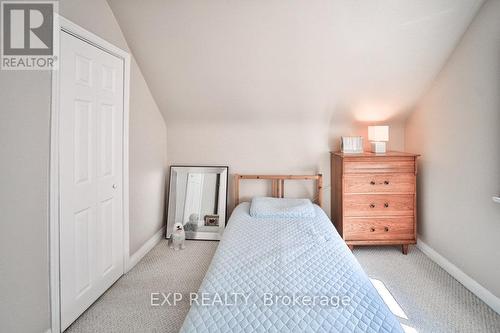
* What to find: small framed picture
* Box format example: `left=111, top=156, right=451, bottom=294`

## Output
left=204, top=215, right=219, bottom=226
left=341, top=136, right=364, bottom=154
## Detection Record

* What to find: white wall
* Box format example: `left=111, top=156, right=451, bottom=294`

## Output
left=0, top=71, right=52, bottom=333
left=128, top=56, right=168, bottom=254
left=0, top=0, right=168, bottom=331
left=168, top=118, right=405, bottom=216
left=406, top=0, right=500, bottom=298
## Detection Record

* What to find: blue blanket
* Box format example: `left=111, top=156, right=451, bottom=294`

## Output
left=180, top=202, right=403, bottom=333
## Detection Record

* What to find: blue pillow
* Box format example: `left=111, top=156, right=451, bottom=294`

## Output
left=249, top=197, right=316, bottom=218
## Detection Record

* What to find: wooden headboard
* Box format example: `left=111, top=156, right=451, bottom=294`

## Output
left=233, top=174, right=323, bottom=207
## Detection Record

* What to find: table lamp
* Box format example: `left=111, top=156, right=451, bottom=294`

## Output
left=368, top=125, right=389, bottom=153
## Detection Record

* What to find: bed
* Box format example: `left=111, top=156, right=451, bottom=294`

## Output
left=180, top=175, right=403, bottom=333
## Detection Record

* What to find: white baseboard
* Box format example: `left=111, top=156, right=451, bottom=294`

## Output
left=417, top=238, right=500, bottom=315
left=126, top=227, right=165, bottom=272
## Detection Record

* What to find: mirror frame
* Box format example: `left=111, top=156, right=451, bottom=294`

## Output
left=166, top=165, right=229, bottom=240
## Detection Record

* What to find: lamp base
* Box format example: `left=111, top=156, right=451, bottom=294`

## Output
left=370, top=141, right=387, bottom=153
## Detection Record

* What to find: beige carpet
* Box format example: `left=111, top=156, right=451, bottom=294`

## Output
left=65, top=240, right=218, bottom=333
left=353, top=246, right=500, bottom=333
left=66, top=240, right=500, bottom=333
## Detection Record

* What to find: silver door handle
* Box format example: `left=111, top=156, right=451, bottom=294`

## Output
left=112, top=184, right=117, bottom=189
left=493, top=196, right=500, bottom=204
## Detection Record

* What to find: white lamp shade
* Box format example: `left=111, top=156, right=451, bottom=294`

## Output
left=368, top=126, right=389, bottom=142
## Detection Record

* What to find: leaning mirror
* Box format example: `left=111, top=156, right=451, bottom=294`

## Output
left=167, top=166, right=228, bottom=240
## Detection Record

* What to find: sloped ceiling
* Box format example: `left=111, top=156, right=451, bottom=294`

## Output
left=108, top=0, right=484, bottom=124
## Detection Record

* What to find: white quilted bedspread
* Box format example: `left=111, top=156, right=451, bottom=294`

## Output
left=180, top=203, right=403, bottom=333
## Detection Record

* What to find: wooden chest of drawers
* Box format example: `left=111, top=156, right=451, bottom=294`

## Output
left=331, top=151, right=419, bottom=254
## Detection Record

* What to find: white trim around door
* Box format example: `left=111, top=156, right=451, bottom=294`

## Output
left=49, top=16, right=131, bottom=333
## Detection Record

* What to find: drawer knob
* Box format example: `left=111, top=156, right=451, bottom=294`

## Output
left=384, top=203, right=389, bottom=208
left=384, top=226, right=389, bottom=232
left=370, top=181, right=376, bottom=185
left=369, top=203, right=376, bottom=208
left=384, top=180, right=390, bottom=185
left=370, top=227, right=375, bottom=232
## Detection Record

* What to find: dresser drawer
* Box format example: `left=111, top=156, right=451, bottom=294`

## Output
left=344, top=160, right=415, bottom=174
left=344, top=174, right=415, bottom=194
left=344, top=194, right=414, bottom=217
left=344, top=217, right=414, bottom=241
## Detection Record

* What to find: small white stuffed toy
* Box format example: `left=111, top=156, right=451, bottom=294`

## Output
left=170, top=223, right=186, bottom=251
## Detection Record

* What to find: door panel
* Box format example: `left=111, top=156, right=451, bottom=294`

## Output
left=74, top=207, right=92, bottom=295
left=99, top=104, right=114, bottom=177
left=74, top=100, right=92, bottom=184
left=60, top=31, right=124, bottom=330
left=99, top=197, right=114, bottom=275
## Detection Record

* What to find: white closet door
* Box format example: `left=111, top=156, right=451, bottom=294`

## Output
left=59, top=31, right=124, bottom=330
